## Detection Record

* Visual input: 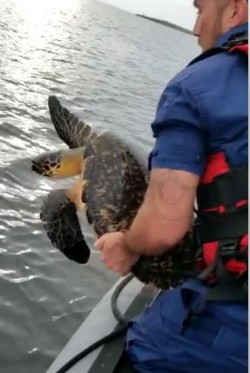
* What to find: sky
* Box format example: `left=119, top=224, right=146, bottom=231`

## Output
left=100, top=0, right=197, bottom=30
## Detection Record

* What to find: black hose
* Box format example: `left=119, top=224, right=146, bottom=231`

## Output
left=111, top=273, right=134, bottom=325
left=54, top=326, right=127, bottom=373
left=54, top=274, right=134, bottom=373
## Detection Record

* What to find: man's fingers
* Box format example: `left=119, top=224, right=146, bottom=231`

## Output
left=95, top=232, right=112, bottom=250
left=94, top=237, right=104, bottom=250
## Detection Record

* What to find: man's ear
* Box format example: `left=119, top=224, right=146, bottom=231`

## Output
left=228, top=0, right=248, bottom=28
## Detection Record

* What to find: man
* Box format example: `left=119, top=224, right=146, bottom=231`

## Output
left=95, top=0, right=248, bottom=372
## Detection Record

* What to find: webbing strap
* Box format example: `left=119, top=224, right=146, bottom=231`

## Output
left=198, top=254, right=248, bottom=301
left=195, top=206, right=248, bottom=243
left=197, top=167, right=248, bottom=210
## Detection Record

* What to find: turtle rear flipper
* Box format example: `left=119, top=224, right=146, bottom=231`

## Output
left=48, top=96, right=95, bottom=149
left=41, top=189, right=90, bottom=264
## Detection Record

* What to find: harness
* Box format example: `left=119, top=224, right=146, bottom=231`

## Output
left=190, top=33, right=248, bottom=300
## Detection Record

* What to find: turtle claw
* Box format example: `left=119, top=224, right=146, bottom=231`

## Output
left=41, top=189, right=90, bottom=264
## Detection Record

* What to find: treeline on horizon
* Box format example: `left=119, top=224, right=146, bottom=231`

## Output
left=136, top=14, right=193, bottom=35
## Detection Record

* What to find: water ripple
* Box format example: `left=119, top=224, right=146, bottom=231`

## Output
left=0, top=0, right=198, bottom=371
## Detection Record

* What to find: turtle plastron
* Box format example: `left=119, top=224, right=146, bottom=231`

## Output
left=66, top=178, right=88, bottom=213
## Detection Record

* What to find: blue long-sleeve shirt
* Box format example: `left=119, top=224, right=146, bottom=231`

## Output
left=126, top=24, right=248, bottom=373
left=149, top=23, right=248, bottom=175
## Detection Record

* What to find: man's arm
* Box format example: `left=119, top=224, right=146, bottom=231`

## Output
left=95, top=76, right=204, bottom=274
left=124, top=168, right=199, bottom=256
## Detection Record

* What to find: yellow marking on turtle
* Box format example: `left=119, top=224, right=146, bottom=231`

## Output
left=52, top=148, right=85, bottom=178
left=32, top=147, right=86, bottom=179
left=66, top=178, right=88, bottom=212
left=66, top=161, right=88, bottom=212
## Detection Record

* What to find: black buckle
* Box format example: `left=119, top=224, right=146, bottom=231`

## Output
left=226, top=33, right=248, bottom=47
left=219, top=239, right=238, bottom=260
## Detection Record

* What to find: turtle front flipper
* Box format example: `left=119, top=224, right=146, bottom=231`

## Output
left=40, top=189, right=90, bottom=264
left=32, top=148, right=85, bottom=178
left=48, top=96, right=96, bottom=148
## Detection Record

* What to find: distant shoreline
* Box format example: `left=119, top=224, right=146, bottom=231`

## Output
left=136, top=14, right=193, bottom=35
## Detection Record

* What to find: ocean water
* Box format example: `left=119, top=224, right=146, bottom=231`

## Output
left=0, top=0, right=199, bottom=371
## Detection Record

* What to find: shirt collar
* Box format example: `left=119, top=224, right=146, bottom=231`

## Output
left=215, top=23, right=248, bottom=47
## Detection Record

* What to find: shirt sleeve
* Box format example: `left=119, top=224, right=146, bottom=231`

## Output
left=148, top=79, right=206, bottom=176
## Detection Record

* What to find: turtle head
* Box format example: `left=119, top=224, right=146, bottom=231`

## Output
left=41, top=189, right=90, bottom=264
left=32, top=148, right=84, bottom=178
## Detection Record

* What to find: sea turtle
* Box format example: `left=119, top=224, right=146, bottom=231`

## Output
left=32, top=96, right=195, bottom=289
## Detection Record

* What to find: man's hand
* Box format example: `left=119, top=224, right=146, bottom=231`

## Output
left=95, top=232, right=140, bottom=276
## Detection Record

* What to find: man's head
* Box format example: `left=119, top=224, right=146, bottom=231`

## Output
left=193, top=0, right=248, bottom=51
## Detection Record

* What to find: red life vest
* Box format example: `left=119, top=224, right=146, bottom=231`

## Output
left=191, top=34, right=248, bottom=299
